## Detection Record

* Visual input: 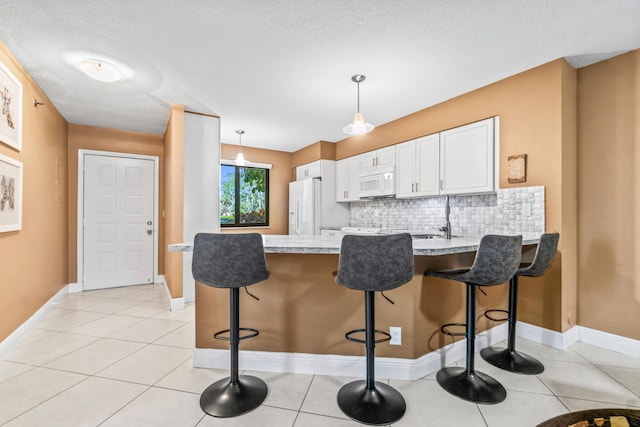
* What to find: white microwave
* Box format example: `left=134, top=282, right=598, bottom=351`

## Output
left=358, top=170, right=396, bottom=198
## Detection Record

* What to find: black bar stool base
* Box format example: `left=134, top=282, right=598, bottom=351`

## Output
left=436, top=367, right=506, bottom=404
left=200, top=375, right=268, bottom=418
left=480, top=347, right=544, bottom=375
left=337, top=380, right=406, bottom=425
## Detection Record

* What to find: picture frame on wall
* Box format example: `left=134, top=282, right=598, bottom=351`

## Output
left=0, top=152, right=23, bottom=232
left=0, top=59, right=23, bottom=152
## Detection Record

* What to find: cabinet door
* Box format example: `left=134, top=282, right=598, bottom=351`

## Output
left=440, top=118, right=494, bottom=195
left=346, top=156, right=360, bottom=201
left=376, top=146, right=396, bottom=170
left=296, top=160, right=322, bottom=180
left=395, top=140, right=417, bottom=198
left=415, top=134, right=440, bottom=196
left=336, top=156, right=361, bottom=201
left=359, top=147, right=395, bottom=175
left=335, top=159, right=349, bottom=202
left=359, top=151, right=378, bottom=175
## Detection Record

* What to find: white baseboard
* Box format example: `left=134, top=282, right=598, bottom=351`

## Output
left=193, top=321, right=640, bottom=380
left=516, top=321, right=578, bottom=350
left=67, top=282, right=82, bottom=293
left=158, top=275, right=185, bottom=311
left=578, top=325, right=640, bottom=358
left=193, top=322, right=510, bottom=381
left=0, top=285, right=69, bottom=359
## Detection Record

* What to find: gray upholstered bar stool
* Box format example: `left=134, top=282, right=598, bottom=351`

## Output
left=481, top=232, right=559, bottom=374
left=192, top=232, right=269, bottom=418
left=335, top=233, right=414, bottom=426
left=424, top=234, right=522, bottom=404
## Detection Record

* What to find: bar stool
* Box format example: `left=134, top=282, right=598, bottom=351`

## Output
left=335, top=233, right=414, bottom=425
left=192, top=232, right=269, bottom=418
left=481, top=232, right=559, bottom=374
left=424, top=234, right=522, bottom=404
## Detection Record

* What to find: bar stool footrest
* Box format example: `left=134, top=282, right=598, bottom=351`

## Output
left=480, top=346, right=544, bottom=375
left=345, top=328, right=391, bottom=344
left=337, top=380, right=406, bottom=425
left=214, top=327, right=259, bottom=341
left=436, top=366, right=506, bottom=404
left=484, top=309, right=509, bottom=322
left=440, top=322, right=467, bottom=337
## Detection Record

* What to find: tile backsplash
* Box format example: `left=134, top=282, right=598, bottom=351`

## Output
left=348, top=186, right=545, bottom=236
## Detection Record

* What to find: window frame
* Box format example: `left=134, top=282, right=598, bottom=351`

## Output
left=220, top=162, right=270, bottom=228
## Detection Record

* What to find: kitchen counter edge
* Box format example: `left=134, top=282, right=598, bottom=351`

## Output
left=169, top=233, right=541, bottom=256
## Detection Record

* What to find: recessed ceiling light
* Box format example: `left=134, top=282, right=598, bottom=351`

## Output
left=76, top=59, right=124, bottom=82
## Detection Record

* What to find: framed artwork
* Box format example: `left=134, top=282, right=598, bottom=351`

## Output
left=507, top=154, right=527, bottom=184
left=0, top=59, right=22, bottom=151
left=0, top=152, right=23, bottom=232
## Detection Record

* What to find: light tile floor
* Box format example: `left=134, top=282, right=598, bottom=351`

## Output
left=1, top=283, right=639, bottom=426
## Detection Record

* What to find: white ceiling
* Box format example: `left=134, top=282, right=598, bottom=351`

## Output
left=1, top=1, right=639, bottom=152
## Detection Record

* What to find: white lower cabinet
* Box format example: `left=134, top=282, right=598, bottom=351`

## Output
left=440, top=117, right=496, bottom=195
left=396, top=134, right=440, bottom=198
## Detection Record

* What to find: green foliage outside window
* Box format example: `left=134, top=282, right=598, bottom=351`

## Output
left=220, top=164, right=269, bottom=226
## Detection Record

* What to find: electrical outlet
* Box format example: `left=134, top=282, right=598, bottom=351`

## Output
left=389, top=326, right=401, bottom=345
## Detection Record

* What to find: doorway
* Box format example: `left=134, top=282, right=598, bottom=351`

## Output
left=78, top=150, right=159, bottom=291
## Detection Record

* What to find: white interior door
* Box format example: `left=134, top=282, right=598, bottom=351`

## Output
left=83, top=154, right=155, bottom=290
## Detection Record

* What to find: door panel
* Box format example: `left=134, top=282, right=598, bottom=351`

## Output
left=83, top=154, right=155, bottom=290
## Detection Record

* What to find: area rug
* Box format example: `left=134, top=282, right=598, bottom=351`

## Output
left=537, top=408, right=640, bottom=427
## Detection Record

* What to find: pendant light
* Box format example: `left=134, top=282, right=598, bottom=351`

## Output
left=343, top=74, right=374, bottom=135
left=235, top=130, right=246, bottom=166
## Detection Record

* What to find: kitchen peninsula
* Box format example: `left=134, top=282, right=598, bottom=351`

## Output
left=171, top=233, right=541, bottom=379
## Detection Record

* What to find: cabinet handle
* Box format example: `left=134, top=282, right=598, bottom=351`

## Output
left=372, top=158, right=375, bottom=167
left=376, top=157, right=379, bottom=166
left=411, top=183, right=415, bottom=192
left=416, top=182, right=419, bottom=192
left=440, top=179, right=443, bottom=190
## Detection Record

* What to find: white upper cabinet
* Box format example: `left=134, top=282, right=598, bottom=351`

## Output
left=336, top=156, right=361, bottom=202
left=296, top=160, right=322, bottom=181
left=396, top=134, right=440, bottom=198
left=440, top=117, right=496, bottom=195
left=359, top=146, right=395, bottom=175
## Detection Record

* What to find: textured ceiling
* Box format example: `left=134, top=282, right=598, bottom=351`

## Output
left=1, top=1, right=639, bottom=152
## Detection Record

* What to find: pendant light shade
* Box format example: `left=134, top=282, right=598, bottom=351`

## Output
left=343, top=74, right=374, bottom=135
left=235, top=130, right=246, bottom=166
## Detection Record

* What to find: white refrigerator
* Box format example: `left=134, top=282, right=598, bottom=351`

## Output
left=289, top=178, right=322, bottom=235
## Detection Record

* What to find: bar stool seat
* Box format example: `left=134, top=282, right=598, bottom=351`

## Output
left=192, top=233, right=269, bottom=418
left=425, top=234, right=522, bottom=404
left=335, top=233, right=414, bottom=425
left=481, top=232, right=559, bottom=374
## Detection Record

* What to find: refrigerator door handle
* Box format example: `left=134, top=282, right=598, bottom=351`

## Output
left=296, top=200, right=300, bottom=232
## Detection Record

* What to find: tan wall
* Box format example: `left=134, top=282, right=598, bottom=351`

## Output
left=0, top=43, right=68, bottom=342
left=220, top=144, right=291, bottom=235
left=67, top=125, right=164, bottom=283
left=163, top=105, right=185, bottom=298
left=335, top=59, right=577, bottom=332
left=577, top=50, right=640, bottom=339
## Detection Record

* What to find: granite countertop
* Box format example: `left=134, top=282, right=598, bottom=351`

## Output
left=169, top=233, right=541, bottom=256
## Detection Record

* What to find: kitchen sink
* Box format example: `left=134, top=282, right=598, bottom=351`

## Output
left=412, top=233, right=460, bottom=239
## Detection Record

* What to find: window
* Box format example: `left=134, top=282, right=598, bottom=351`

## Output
left=220, top=164, right=269, bottom=227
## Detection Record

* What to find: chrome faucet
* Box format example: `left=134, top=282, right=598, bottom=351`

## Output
left=439, top=195, right=452, bottom=239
